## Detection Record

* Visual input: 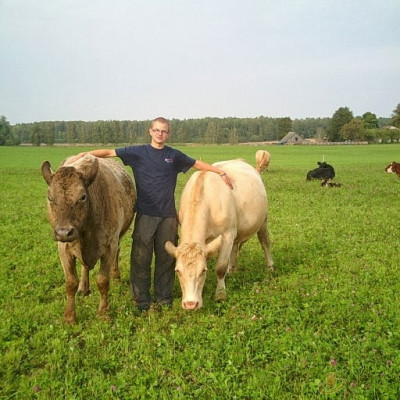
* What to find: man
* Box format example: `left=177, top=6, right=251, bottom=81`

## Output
left=69, top=117, right=233, bottom=312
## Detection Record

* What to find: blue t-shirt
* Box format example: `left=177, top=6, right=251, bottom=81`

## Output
left=116, top=145, right=195, bottom=217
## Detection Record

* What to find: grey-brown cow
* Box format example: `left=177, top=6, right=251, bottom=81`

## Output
left=41, top=155, right=136, bottom=323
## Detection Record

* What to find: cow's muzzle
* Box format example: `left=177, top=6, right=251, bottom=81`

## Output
left=53, top=226, right=78, bottom=242
left=183, top=300, right=200, bottom=310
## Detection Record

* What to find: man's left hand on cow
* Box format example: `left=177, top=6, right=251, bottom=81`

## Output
left=193, top=159, right=234, bottom=190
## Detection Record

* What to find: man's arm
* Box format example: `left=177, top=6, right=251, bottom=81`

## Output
left=193, top=160, right=233, bottom=189
left=87, top=149, right=117, bottom=158
left=68, top=149, right=116, bottom=164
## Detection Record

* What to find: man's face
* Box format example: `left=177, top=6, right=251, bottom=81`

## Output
left=149, top=121, right=169, bottom=146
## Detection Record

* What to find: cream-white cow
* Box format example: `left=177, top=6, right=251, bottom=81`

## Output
left=165, top=156, right=273, bottom=310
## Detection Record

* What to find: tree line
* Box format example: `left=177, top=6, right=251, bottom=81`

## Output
left=1, top=104, right=399, bottom=146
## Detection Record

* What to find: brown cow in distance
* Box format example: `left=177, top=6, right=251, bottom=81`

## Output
left=41, top=155, right=136, bottom=323
left=385, top=161, right=400, bottom=178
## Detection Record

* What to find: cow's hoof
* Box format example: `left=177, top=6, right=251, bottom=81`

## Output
left=99, top=312, right=111, bottom=321
left=64, top=313, right=76, bottom=324
left=228, top=265, right=237, bottom=274
left=98, top=304, right=110, bottom=321
left=111, top=271, right=121, bottom=280
left=215, top=288, right=226, bottom=302
left=266, top=263, right=274, bottom=272
left=77, top=288, right=91, bottom=296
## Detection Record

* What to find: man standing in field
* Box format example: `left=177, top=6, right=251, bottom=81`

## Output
left=69, top=117, right=233, bottom=313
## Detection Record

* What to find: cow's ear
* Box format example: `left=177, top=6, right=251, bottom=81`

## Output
left=41, top=161, right=53, bottom=185
left=80, top=157, right=99, bottom=187
left=205, top=235, right=222, bottom=257
left=165, top=241, right=177, bottom=258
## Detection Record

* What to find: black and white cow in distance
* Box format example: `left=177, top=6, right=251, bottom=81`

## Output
left=306, top=161, right=335, bottom=181
left=321, top=179, right=342, bottom=188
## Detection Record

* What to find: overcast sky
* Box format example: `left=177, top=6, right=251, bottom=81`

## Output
left=1, top=0, right=399, bottom=124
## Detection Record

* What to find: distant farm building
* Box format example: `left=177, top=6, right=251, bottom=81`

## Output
left=279, top=132, right=304, bottom=145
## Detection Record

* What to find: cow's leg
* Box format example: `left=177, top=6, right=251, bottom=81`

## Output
left=214, top=236, right=235, bottom=302
left=78, top=265, right=91, bottom=295
left=111, top=247, right=121, bottom=280
left=257, top=218, right=274, bottom=271
left=228, top=240, right=247, bottom=273
left=97, top=245, right=117, bottom=319
left=59, top=244, right=78, bottom=324
left=228, top=242, right=240, bottom=273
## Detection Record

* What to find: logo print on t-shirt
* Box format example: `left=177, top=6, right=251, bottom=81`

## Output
left=164, top=158, right=174, bottom=163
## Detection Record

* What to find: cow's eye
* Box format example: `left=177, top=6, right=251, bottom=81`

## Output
left=47, top=196, right=55, bottom=204
left=79, top=194, right=87, bottom=202
left=200, top=268, right=207, bottom=276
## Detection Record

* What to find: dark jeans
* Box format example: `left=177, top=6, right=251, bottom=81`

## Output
left=130, top=213, right=178, bottom=308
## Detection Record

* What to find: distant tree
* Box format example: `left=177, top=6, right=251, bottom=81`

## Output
left=66, top=122, right=77, bottom=143
left=277, top=117, right=292, bottom=139
left=292, top=117, right=330, bottom=139
left=390, top=127, right=400, bottom=142
left=229, top=128, right=239, bottom=145
left=363, top=128, right=378, bottom=143
left=326, top=107, right=353, bottom=141
left=247, top=119, right=259, bottom=140
left=391, top=103, right=400, bottom=128
left=215, top=127, right=227, bottom=144
left=43, top=122, right=55, bottom=145
left=262, top=118, right=277, bottom=140
left=0, top=116, right=12, bottom=145
left=378, top=117, right=391, bottom=128
left=378, top=127, right=400, bottom=143
left=340, top=119, right=366, bottom=141
left=175, top=125, right=186, bottom=143
left=31, top=124, right=42, bottom=146
left=362, top=112, right=379, bottom=129
left=315, top=126, right=326, bottom=142
left=204, top=121, right=218, bottom=144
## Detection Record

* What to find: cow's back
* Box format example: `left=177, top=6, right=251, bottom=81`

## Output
left=68, top=156, right=135, bottom=237
left=179, top=159, right=267, bottom=242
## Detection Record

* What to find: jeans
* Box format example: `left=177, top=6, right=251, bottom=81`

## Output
left=130, top=213, right=178, bottom=308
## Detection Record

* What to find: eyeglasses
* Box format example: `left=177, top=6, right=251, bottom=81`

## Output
left=152, top=128, right=169, bottom=135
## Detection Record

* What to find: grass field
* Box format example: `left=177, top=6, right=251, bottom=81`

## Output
left=0, top=144, right=399, bottom=399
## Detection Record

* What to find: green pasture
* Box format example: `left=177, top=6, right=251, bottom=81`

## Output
left=0, top=144, right=399, bottom=399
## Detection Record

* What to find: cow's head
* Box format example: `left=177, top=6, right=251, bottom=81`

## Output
left=321, top=179, right=329, bottom=187
left=385, top=161, right=399, bottom=174
left=165, top=236, right=222, bottom=310
left=41, top=157, right=99, bottom=242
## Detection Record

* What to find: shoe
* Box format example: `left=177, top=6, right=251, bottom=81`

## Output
left=137, top=303, right=150, bottom=313
left=157, top=302, right=172, bottom=310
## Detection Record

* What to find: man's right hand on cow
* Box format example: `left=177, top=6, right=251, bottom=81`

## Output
left=66, top=152, right=88, bottom=164
left=67, top=149, right=117, bottom=165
